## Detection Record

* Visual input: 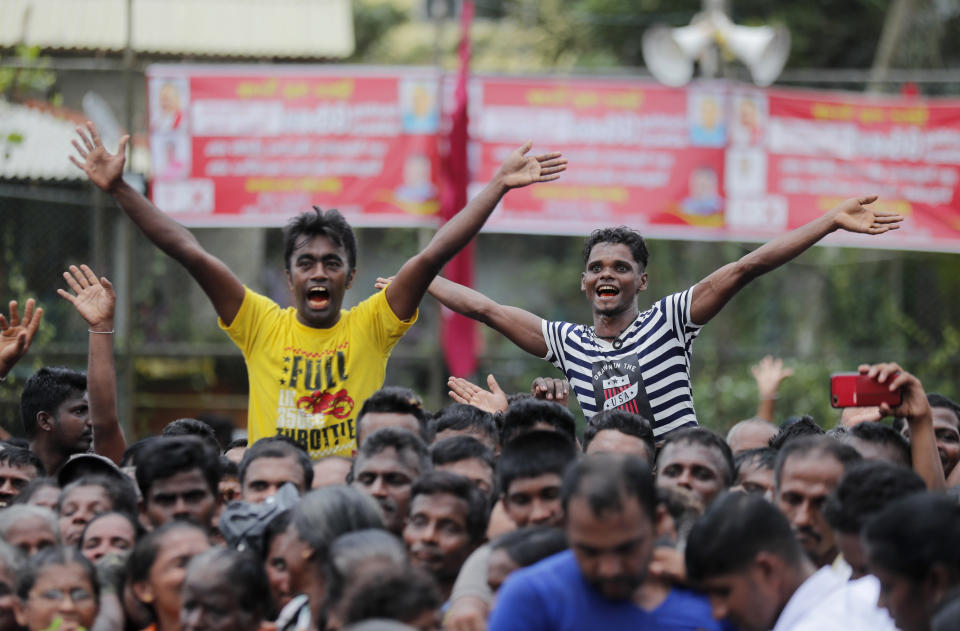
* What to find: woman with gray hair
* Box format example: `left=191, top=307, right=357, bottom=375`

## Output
left=0, top=505, right=59, bottom=557
left=274, top=486, right=385, bottom=631
left=0, top=539, right=24, bottom=631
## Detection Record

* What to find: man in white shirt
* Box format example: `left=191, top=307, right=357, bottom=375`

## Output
left=685, top=492, right=895, bottom=631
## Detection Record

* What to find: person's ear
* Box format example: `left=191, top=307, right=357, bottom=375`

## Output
left=927, top=564, right=952, bottom=603
left=753, top=551, right=780, bottom=587
left=345, top=268, right=356, bottom=290
left=36, top=411, right=54, bottom=434
left=286, top=269, right=294, bottom=292
left=131, top=580, right=154, bottom=605
left=12, top=597, right=25, bottom=627
left=637, top=271, right=649, bottom=293
left=580, top=272, right=586, bottom=293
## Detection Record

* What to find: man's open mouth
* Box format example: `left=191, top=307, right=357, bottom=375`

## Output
left=596, top=284, right=619, bottom=298
left=306, top=286, right=330, bottom=309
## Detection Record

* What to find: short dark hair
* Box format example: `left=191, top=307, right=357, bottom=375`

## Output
left=657, top=427, right=735, bottom=486
left=734, top=447, right=777, bottom=476
left=769, top=416, right=823, bottom=450
left=135, top=436, right=221, bottom=499
left=351, top=427, right=431, bottom=481
left=583, top=410, right=655, bottom=461
left=431, top=436, right=495, bottom=472
left=283, top=206, right=357, bottom=271
left=490, top=526, right=567, bottom=567
left=823, top=461, right=925, bottom=535
left=501, top=399, right=577, bottom=446
left=928, top=394, right=960, bottom=426
left=0, top=446, right=45, bottom=476
left=161, top=418, right=221, bottom=452
left=864, top=492, right=960, bottom=582
left=128, top=521, right=209, bottom=586
left=410, top=471, right=489, bottom=544
left=431, top=404, right=499, bottom=447
left=225, top=438, right=249, bottom=452
left=774, top=436, right=863, bottom=488
left=19, top=367, right=87, bottom=438
left=59, top=474, right=139, bottom=520
left=341, top=565, right=440, bottom=628
left=686, top=492, right=806, bottom=583
left=845, top=422, right=911, bottom=467
left=17, top=546, right=98, bottom=601
left=357, top=386, right=432, bottom=444
left=582, top=227, right=649, bottom=270
left=120, top=436, right=160, bottom=468
left=499, top=430, right=578, bottom=496
left=562, top=454, right=657, bottom=520
left=239, top=436, right=314, bottom=489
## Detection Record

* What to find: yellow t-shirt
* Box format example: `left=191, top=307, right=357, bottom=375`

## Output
left=220, top=287, right=416, bottom=459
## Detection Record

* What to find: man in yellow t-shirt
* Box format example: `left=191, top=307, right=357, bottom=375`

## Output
left=70, top=121, right=567, bottom=457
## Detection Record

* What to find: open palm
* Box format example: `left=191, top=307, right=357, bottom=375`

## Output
left=0, top=299, right=42, bottom=374
left=70, top=122, right=129, bottom=192
left=834, top=195, right=903, bottom=235
left=497, top=141, right=567, bottom=189
left=58, top=265, right=115, bottom=328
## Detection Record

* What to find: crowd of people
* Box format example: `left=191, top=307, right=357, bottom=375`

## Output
left=0, top=121, right=955, bottom=631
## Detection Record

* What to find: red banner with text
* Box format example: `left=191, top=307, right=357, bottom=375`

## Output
left=147, top=66, right=960, bottom=252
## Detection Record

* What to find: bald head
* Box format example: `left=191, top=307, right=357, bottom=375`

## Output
left=726, top=418, right=777, bottom=455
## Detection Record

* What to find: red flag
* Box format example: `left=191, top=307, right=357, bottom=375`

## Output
left=440, top=0, right=476, bottom=377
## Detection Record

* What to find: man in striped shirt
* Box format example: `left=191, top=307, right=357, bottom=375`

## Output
left=427, top=196, right=902, bottom=438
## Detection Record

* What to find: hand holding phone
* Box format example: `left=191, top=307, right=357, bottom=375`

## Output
left=830, top=372, right=903, bottom=408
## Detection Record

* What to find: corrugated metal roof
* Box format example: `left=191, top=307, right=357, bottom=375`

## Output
left=0, top=101, right=86, bottom=180
left=0, top=0, right=354, bottom=58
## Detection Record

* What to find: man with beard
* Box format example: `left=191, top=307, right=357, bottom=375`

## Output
left=350, top=428, right=430, bottom=535
left=489, top=455, right=721, bottom=631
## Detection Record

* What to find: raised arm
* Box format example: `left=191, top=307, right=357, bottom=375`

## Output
left=428, top=276, right=548, bottom=357
left=864, top=362, right=945, bottom=491
left=0, top=298, right=42, bottom=380
left=70, top=122, right=245, bottom=325
left=58, top=265, right=126, bottom=464
left=384, top=143, right=566, bottom=322
left=690, top=196, right=902, bottom=325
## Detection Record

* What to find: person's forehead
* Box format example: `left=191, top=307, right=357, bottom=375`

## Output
left=779, top=452, right=844, bottom=488
left=587, top=429, right=649, bottom=458
left=86, top=514, right=134, bottom=538
left=63, top=484, right=111, bottom=504
left=507, top=472, right=563, bottom=495
left=360, top=412, right=420, bottom=435
left=659, top=441, right=724, bottom=471
left=155, top=529, right=210, bottom=562
left=0, top=462, right=37, bottom=477
left=566, top=495, right=651, bottom=541
left=58, top=391, right=89, bottom=408
left=356, top=447, right=418, bottom=475
left=410, top=492, right=469, bottom=521
left=932, top=408, right=960, bottom=431
left=586, top=242, right=636, bottom=266
left=150, top=468, right=210, bottom=494
left=437, top=458, right=493, bottom=479
left=246, top=455, right=302, bottom=479
left=290, top=233, right=346, bottom=261
left=34, top=563, right=90, bottom=587
left=7, top=515, right=56, bottom=536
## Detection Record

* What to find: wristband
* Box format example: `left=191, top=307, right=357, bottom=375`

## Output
left=89, top=329, right=115, bottom=334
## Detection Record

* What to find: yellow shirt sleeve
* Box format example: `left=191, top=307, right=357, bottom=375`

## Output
left=218, top=287, right=283, bottom=357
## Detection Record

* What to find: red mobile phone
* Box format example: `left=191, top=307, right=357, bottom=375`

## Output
left=830, top=372, right=902, bottom=408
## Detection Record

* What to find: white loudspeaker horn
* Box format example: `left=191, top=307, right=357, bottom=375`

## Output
left=721, top=24, right=791, bottom=86
left=642, top=22, right=714, bottom=87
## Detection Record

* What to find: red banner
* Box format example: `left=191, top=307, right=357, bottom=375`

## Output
left=147, top=66, right=960, bottom=252
left=147, top=66, right=442, bottom=227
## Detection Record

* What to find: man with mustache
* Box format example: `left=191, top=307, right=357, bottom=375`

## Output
left=775, top=436, right=862, bottom=570
left=489, top=455, right=722, bottom=631
left=350, top=428, right=431, bottom=535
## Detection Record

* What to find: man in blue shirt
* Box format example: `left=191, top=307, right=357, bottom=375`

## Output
left=489, top=455, right=725, bottom=631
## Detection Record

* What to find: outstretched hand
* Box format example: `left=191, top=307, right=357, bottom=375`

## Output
left=70, top=121, right=129, bottom=193
left=58, top=265, right=116, bottom=331
left=859, top=362, right=929, bottom=421
left=496, top=142, right=567, bottom=189
left=448, top=374, right=509, bottom=414
left=375, top=276, right=395, bottom=291
left=531, top=377, right=570, bottom=407
left=751, top=355, right=793, bottom=399
left=833, top=196, right=903, bottom=235
left=0, top=299, right=43, bottom=378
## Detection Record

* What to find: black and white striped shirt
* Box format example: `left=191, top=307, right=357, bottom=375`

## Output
left=542, top=287, right=702, bottom=438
